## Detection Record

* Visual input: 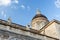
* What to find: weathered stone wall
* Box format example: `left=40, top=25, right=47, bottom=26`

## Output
left=0, top=30, right=41, bottom=40
left=0, top=30, right=56, bottom=40
left=45, top=22, right=60, bottom=39
left=0, top=24, right=57, bottom=40
left=54, top=22, right=60, bottom=39
left=31, top=17, right=49, bottom=30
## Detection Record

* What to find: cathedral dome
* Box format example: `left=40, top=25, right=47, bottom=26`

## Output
left=32, top=10, right=47, bottom=20
left=31, top=9, right=49, bottom=30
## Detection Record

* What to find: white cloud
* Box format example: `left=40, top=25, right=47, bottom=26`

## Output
left=14, top=0, right=18, bottom=4
left=0, top=0, right=11, bottom=6
left=27, top=6, right=30, bottom=11
left=55, top=0, right=60, bottom=8
left=20, top=5, right=31, bottom=10
left=0, top=0, right=19, bottom=6
left=20, top=5, right=25, bottom=9
left=1, top=11, right=6, bottom=18
left=11, top=6, right=18, bottom=9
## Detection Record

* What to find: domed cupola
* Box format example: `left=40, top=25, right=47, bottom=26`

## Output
left=31, top=9, right=49, bottom=30
left=32, top=9, right=47, bottom=20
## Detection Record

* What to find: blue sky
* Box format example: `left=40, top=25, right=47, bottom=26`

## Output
left=0, top=0, right=60, bottom=26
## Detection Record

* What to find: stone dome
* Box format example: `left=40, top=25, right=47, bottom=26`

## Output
left=32, top=10, right=47, bottom=20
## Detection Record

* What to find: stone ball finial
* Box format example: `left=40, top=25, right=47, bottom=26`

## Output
left=36, top=8, right=41, bottom=14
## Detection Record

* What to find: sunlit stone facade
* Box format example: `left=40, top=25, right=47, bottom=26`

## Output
left=0, top=10, right=59, bottom=40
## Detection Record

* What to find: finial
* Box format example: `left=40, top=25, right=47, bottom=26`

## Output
left=7, top=17, right=12, bottom=23
left=36, top=8, right=41, bottom=14
left=26, top=24, right=30, bottom=30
